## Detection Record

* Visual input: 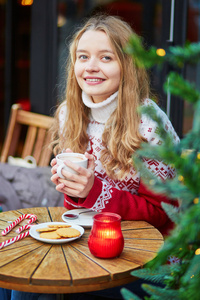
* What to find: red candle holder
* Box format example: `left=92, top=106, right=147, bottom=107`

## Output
left=88, top=212, right=124, bottom=258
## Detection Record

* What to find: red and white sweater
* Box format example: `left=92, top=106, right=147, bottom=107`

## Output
left=59, top=92, right=180, bottom=236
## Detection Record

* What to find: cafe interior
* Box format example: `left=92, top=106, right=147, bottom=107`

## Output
left=0, top=1, right=199, bottom=297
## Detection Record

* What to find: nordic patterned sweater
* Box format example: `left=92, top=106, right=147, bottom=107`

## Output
left=59, top=91, right=180, bottom=235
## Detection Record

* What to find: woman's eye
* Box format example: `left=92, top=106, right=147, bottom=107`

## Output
left=102, top=56, right=111, bottom=61
left=79, top=55, right=88, bottom=60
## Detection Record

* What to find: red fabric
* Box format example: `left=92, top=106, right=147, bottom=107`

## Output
left=64, top=177, right=177, bottom=236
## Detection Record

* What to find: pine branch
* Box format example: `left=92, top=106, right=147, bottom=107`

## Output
left=180, top=131, right=200, bottom=151
left=133, top=116, right=200, bottom=196
left=168, top=42, right=200, bottom=66
left=179, top=280, right=200, bottom=300
left=138, top=105, right=175, bottom=143
left=130, top=265, right=177, bottom=284
left=125, top=34, right=165, bottom=68
left=147, top=205, right=200, bottom=271
left=192, top=100, right=200, bottom=133
left=133, top=153, right=196, bottom=203
left=141, top=284, right=179, bottom=300
left=161, top=202, right=180, bottom=225
left=181, top=254, right=200, bottom=285
left=120, top=288, right=143, bottom=300
left=164, top=72, right=200, bottom=104
left=125, top=35, right=200, bottom=70
left=122, top=31, right=200, bottom=300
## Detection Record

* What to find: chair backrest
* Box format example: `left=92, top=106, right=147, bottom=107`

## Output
left=0, top=104, right=54, bottom=166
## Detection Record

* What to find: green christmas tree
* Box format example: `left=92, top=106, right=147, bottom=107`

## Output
left=121, top=35, right=200, bottom=300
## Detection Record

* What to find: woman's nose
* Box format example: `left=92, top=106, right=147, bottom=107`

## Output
left=85, top=58, right=99, bottom=72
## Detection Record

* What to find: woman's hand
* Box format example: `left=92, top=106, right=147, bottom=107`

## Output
left=50, top=151, right=95, bottom=199
left=50, top=148, right=73, bottom=184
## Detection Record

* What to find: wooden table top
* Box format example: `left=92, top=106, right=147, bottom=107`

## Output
left=0, top=207, right=164, bottom=294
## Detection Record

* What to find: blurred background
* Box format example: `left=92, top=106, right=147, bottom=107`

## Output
left=0, top=0, right=199, bottom=151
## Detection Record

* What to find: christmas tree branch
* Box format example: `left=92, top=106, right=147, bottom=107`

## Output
left=122, top=29, right=200, bottom=300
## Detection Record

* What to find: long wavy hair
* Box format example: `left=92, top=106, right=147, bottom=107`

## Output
left=50, top=14, right=150, bottom=180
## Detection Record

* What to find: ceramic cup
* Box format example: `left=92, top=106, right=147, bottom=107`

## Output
left=56, top=153, right=88, bottom=179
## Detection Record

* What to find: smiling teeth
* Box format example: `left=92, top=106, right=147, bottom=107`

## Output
left=85, top=78, right=103, bottom=82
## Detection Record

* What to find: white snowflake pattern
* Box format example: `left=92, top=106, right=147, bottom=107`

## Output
left=92, top=182, right=113, bottom=211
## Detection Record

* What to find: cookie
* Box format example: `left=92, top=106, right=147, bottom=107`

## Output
left=48, top=224, right=71, bottom=228
left=40, top=231, right=61, bottom=239
left=36, top=227, right=57, bottom=233
left=56, top=227, right=81, bottom=238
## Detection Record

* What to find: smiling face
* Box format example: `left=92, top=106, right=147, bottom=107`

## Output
left=74, top=30, right=121, bottom=103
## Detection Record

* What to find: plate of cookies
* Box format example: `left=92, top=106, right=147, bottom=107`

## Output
left=29, top=222, right=84, bottom=244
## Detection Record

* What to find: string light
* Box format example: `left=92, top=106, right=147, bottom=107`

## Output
left=156, top=48, right=166, bottom=56
left=20, top=0, right=33, bottom=5
left=178, top=175, right=184, bottom=182
left=195, top=248, right=200, bottom=255
left=193, top=198, right=199, bottom=204
left=197, top=153, right=200, bottom=160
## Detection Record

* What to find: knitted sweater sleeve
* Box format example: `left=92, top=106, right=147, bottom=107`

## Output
left=64, top=178, right=176, bottom=235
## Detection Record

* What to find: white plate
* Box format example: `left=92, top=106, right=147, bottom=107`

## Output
left=62, top=209, right=98, bottom=228
left=29, top=222, right=84, bottom=244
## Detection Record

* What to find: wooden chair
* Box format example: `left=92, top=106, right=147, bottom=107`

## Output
left=0, top=104, right=54, bottom=166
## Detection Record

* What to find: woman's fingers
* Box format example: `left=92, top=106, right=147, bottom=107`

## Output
left=51, top=174, right=74, bottom=196
left=51, top=152, right=95, bottom=198
left=50, top=149, right=73, bottom=173
left=85, top=152, right=95, bottom=171
left=51, top=173, right=60, bottom=185
left=50, top=158, right=57, bottom=167
left=55, top=167, right=94, bottom=198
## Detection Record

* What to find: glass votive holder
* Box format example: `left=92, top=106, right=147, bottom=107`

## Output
left=88, top=212, right=124, bottom=258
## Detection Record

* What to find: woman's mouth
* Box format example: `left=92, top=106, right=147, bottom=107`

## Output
left=84, top=78, right=104, bottom=82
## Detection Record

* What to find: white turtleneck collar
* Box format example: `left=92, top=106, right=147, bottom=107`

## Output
left=82, top=91, right=118, bottom=124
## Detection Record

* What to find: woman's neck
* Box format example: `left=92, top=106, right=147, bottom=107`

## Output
left=82, top=91, right=118, bottom=124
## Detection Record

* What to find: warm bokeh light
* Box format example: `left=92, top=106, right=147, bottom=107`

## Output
left=195, top=248, right=200, bottom=255
left=20, top=0, right=34, bottom=6
left=178, top=175, right=184, bottom=182
left=156, top=48, right=166, bottom=56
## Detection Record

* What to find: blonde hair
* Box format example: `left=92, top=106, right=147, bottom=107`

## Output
left=50, top=14, right=150, bottom=180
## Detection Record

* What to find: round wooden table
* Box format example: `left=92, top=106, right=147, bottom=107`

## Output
left=0, top=207, right=164, bottom=293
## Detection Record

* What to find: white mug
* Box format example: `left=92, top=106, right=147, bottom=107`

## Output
left=56, top=153, right=88, bottom=179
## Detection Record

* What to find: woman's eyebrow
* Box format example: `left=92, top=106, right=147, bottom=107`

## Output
left=76, top=50, right=87, bottom=53
left=76, top=49, right=114, bottom=54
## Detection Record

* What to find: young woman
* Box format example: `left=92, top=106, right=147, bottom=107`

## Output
left=50, top=14, right=179, bottom=236
left=0, top=14, right=179, bottom=300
